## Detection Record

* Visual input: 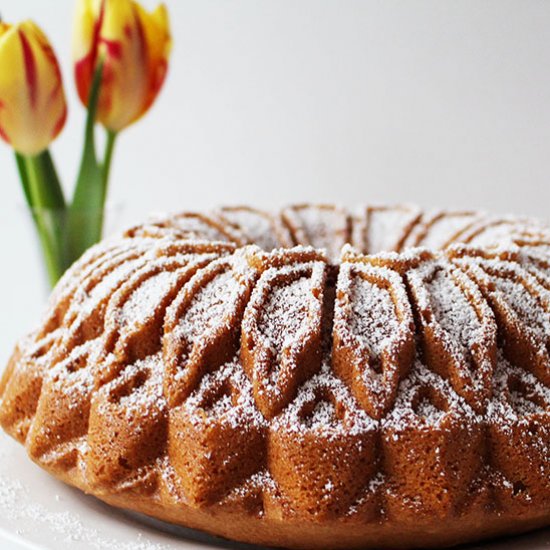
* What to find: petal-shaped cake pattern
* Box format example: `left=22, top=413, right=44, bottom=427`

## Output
left=163, top=252, right=257, bottom=407
left=406, top=256, right=497, bottom=412
left=215, top=206, right=293, bottom=251
left=360, top=204, right=421, bottom=253
left=282, top=204, right=351, bottom=260
left=241, top=252, right=327, bottom=418
left=332, top=251, right=415, bottom=419
left=404, top=210, right=483, bottom=249
left=453, top=256, right=550, bottom=386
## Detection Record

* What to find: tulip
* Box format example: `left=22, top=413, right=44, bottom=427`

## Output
left=0, top=20, right=67, bottom=156
left=73, top=0, right=171, bottom=132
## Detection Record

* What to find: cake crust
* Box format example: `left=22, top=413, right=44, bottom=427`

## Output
left=1, top=204, right=549, bottom=549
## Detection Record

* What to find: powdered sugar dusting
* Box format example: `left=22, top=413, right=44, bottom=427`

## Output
left=275, top=364, right=376, bottom=438
left=367, top=207, right=419, bottom=253
left=284, top=205, right=348, bottom=260
left=493, top=273, right=550, bottom=337
left=348, top=275, right=399, bottom=357
left=422, top=265, right=484, bottom=359
left=220, top=208, right=280, bottom=251
left=176, top=269, right=241, bottom=343
left=81, top=254, right=148, bottom=317
left=302, top=400, right=339, bottom=429
left=457, top=256, right=550, bottom=355
left=113, top=354, right=167, bottom=421
left=488, top=352, right=550, bottom=423
left=417, top=212, right=479, bottom=248
left=384, top=362, right=479, bottom=431
left=169, top=214, right=232, bottom=242
left=120, top=271, right=180, bottom=325
left=467, top=219, right=548, bottom=248
left=184, top=360, right=265, bottom=430
left=258, top=275, right=312, bottom=356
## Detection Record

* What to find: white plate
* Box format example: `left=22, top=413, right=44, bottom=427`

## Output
left=0, top=431, right=548, bottom=550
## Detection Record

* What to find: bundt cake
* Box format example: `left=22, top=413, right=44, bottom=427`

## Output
left=1, top=203, right=549, bottom=549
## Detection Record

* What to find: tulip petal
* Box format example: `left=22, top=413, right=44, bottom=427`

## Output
left=19, top=29, right=39, bottom=109
left=73, top=0, right=105, bottom=108
left=137, top=3, right=171, bottom=119
left=72, top=0, right=171, bottom=132
left=0, top=21, right=67, bottom=155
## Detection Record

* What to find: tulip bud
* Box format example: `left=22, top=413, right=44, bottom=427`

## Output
left=73, top=0, right=171, bottom=132
left=0, top=21, right=67, bottom=156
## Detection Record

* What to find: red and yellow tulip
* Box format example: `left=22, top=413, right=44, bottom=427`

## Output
left=73, top=0, right=171, bottom=132
left=1, top=2, right=172, bottom=287
left=0, top=21, right=67, bottom=156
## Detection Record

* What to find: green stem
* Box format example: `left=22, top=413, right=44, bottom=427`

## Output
left=72, top=62, right=103, bottom=211
left=18, top=150, right=65, bottom=210
left=88, top=129, right=118, bottom=243
left=15, top=152, right=33, bottom=207
left=39, top=149, right=66, bottom=209
left=102, top=129, right=117, bottom=197
left=69, top=60, right=105, bottom=262
left=19, top=152, right=67, bottom=286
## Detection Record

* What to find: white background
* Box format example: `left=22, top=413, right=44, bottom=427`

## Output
left=0, top=2, right=549, bottom=548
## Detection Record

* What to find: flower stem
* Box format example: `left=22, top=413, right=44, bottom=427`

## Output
left=69, top=61, right=105, bottom=262
left=18, top=152, right=67, bottom=286
left=15, top=153, right=33, bottom=208
left=102, top=129, right=117, bottom=195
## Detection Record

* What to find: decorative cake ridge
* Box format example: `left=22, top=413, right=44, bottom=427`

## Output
left=0, top=204, right=548, bottom=545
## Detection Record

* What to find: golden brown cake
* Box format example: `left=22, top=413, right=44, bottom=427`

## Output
left=1, top=204, right=549, bottom=549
